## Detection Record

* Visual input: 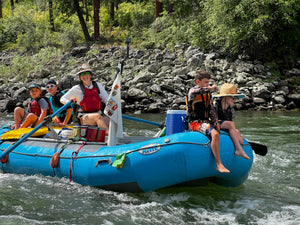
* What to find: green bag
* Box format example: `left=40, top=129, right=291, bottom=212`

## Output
left=112, top=153, right=126, bottom=168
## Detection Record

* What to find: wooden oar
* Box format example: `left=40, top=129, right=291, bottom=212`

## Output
left=122, top=115, right=268, bottom=156
left=0, top=101, right=72, bottom=161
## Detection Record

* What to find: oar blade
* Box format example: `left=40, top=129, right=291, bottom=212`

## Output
left=249, top=142, right=268, bottom=156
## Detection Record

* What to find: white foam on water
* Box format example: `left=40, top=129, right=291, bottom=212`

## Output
left=0, top=215, right=64, bottom=225
left=256, top=205, right=300, bottom=225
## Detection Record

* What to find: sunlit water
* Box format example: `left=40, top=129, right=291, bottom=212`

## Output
left=0, top=111, right=299, bottom=225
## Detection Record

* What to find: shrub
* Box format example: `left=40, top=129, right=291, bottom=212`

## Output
left=116, top=2, right=155, bottom=30
left=59, top=23, right=82, bottom=50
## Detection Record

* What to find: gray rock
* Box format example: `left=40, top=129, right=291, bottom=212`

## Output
left=150, top=84, right=162, bottom=94
left=187, top=57, right=201, bottom=68
left=70, top=46, right=90, bottom=56
left=273, top=96, right=286, bottom=104
left=252, top=85, right=271, bottom=99
left=288, top=94, right=300, bottom=107
left=147, top=63, right=161, bottom=73
left=253, top=97, right=266, bottom=104
left=133, top=72, right=153, bottom=83
left=127, top=88, right=147, bottom=99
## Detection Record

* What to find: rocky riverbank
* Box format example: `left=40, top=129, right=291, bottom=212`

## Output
left=0, top=44, right=300, bottom=114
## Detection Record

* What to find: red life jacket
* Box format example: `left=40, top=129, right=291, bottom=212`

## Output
left=79, top=81, right=102, bottom=112
left=28, top=97, right=52, bottom=116
left=28, top=98, right=42, bottom=116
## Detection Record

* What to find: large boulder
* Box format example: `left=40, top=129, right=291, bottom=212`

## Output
left=287, top=94, right=300, bottom=108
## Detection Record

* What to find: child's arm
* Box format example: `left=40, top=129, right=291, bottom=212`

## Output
left=34, top=108, right=47, bottom=127
left=209, top=85, right=219, bottom=92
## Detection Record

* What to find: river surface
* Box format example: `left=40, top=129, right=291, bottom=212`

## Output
left=0, top=111, right=299, bottom=225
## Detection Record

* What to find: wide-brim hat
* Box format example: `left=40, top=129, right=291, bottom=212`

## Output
left=76, top=63, right=94, bottom=77
left=213, top=83, right=245, bottom=98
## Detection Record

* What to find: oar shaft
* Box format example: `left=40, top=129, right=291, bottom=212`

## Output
left=122, top=115, right=161, bottom=127
left=0, top=101, right=72, bottom=160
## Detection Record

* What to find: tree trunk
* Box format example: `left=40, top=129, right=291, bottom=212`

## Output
left=73, top=0, right=90, bottom=41
left=93, top=0, right=100, bottom=40
left=84, top=0, right=89, bottom=21
left=110, top=1, right=114, bottom=26
left=166, top=0, right=173, bottom=14
left=49, top=0, right=55, bottom=31
left=0, top=0, right=2, bottom=19
left=10, top=0, right=14, bottom=11
left=155, top=0, right=162, bottom=18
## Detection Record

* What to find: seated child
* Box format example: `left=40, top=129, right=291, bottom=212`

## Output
left=13, top=84, right=50, bottom=129
left=213, top=83, right=250, bottom=159
left=187, top=70, right=230, bottom=173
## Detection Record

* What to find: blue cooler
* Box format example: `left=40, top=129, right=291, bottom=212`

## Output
left=166, top=110, right=187, bottom=135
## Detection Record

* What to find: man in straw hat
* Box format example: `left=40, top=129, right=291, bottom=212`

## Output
left=60, top=63, right=109, bottom=134
left=214, top=83, right=250, bottom=159
left=187, top=70, right=230, bottom=173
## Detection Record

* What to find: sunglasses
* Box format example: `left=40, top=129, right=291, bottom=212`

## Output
left=80, top=71, right=90, bottom=76
left=46, top=84, right=55, bottom=89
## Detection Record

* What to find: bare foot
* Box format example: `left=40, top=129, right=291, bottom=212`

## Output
left=216, top=164, right=230, bottom=173
left=235, top=149, right=250, bottom=160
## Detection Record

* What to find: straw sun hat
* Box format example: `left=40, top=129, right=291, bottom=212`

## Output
left=76, top=63, right=94, bottom=77
left=213, top=83, right=245, bottom=98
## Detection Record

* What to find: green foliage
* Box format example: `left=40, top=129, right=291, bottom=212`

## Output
left=116, top=2, right=155, bottom=30
left=10, top=54, right=35, bottom=81
left=0, top=0, right=299, bottom=64
left=0, top=2, right=82, bottom=51
left=201, top=0, right=300, bottom=59
left=86, top=48, right=100, bottom=58
left=0, top=3, right=36, bottom=49
left=0, top=47, right=63, bottom=82
left=59, top=23, right=83, bottom=50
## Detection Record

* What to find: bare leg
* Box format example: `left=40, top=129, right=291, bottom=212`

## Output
left=236, top=129, right=243, bottom=144
left=82, top=113, right=110, bottom=135
left=21, top=113, right=38, bottom=128
left=210, top=129, right=230, bottom=173
left=221, top=121, right=250, bottom=160
left=13, top=107, right=25, bottom=129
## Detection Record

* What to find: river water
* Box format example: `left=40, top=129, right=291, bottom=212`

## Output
left=0, top=111, right=299, bottom=225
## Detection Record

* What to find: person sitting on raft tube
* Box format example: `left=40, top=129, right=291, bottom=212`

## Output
left=213, top=83, right=250, bottom=160
left=46, top=79, right=73, bottom=127
left=187, top=70, right=230, bottom=173
left=60, top=63, right=110, bottom=134
left=12, top=83, right=50, bottom=130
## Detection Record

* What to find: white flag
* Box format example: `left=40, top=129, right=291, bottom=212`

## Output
left=104, top=73, right=123, bottom=145
left=104, top=73, right=121, bottom=123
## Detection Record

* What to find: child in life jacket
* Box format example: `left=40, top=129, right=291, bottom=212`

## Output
left=187, top=70, right=229, bottom=173
left=60, top=63, right=109, bottom=134
left=12, top=83, right=50, bottom=129
left=213, top=83, right=250, bottom=159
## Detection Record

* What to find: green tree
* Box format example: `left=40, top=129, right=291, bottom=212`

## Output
left=202, top=0, right=300, bottom=60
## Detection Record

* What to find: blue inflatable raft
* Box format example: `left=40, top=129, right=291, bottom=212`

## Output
left=0, top=124, right=253, bottom=192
